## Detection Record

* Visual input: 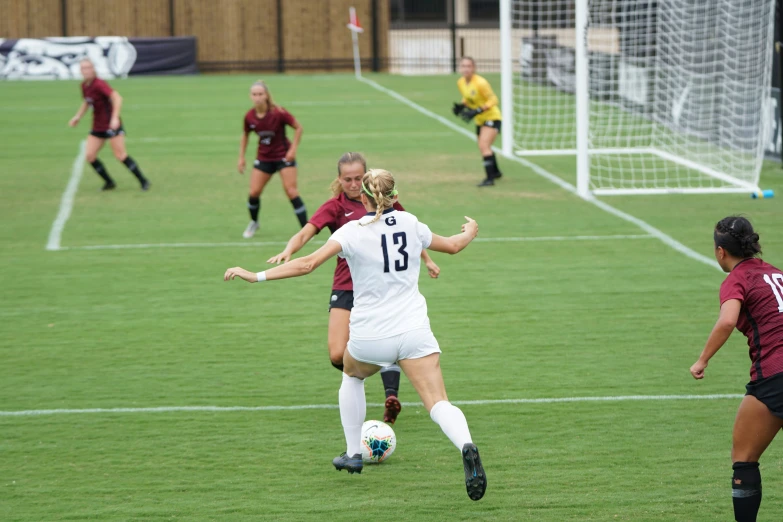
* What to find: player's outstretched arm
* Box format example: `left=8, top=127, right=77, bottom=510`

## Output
left=689, top=299, right=741, bottom=379
left=267, top=223, right=318, bottom=264
left=225, top=240, right=342, bottom=283
left=427, top=217, right=478, bottom=255
left=69, top=101, right=89, bottom=127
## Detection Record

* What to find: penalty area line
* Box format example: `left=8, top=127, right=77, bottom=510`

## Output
left=56, top=234, right=654, bottom=251
left=46, top=140, right=86, bottom=252
left=0, top=394, right=744, bottom=417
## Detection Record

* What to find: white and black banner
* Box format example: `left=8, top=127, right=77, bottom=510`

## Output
left=0, top=36, right=197, bottom=80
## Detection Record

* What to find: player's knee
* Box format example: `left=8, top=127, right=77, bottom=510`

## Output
left=478, top=144, right=492, bottom=156
left=113, top=151, right=127, bottom=161
left=86, top=151, right=97, bottom=163
left=284, top=187, right=299, bottom=200
left=328, top=345, right=345, bottom=367
left=248, top=188, right=262, bottom=198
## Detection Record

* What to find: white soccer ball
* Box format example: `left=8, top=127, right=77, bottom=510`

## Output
left=360, top=420, right=396, bottom=463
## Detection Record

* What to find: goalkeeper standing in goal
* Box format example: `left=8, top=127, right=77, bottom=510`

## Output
left=452, top=57, right=503, bottom=187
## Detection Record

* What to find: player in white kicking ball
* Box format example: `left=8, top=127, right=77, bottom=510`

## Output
left=224, top=168, right=487, bottom=501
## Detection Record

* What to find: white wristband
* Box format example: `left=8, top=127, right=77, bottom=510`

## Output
left=256, top=271, right=266, bottom=282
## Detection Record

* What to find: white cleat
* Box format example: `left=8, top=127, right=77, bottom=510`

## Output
left=242, top=220, right=259, bottom=239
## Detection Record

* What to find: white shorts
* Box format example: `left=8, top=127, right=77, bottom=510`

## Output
left=347, top=328, right=441, bottom=367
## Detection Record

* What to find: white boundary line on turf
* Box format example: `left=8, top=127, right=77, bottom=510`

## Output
left=46, top=140, right=86, bottom=252
left=357, top=77, right=723, bottom=273
left=135, top=131, right=454, bottom=143
left=57, top=234, right=654, bottom=251
left=0, top=394, right=744, bottom=417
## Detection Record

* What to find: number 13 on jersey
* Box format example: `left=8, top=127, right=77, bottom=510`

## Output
left=381, top=232, right=408, bottom=273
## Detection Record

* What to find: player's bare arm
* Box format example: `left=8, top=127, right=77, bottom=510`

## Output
left=226, top=240, right=342, bottom=283
left=428, top=217, right=478, bottom=255
left=285, top=119, right=303, bottom=163
left=267, top=223, right=319, bottom=264
left=690, top=299, right=741, bottom=379
left=237, top=132, right=249, bottom=173
left=109, top=90, right=122, bottom=130
left=69, top=101, right=89, bottom=127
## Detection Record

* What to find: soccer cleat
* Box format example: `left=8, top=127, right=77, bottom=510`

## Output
left=383, top=395, right=402, bottom=425
left=462, top=443, right=487, bottom=501
left=242, top=220, right=259, bottom=239
left=140, top=179, right=151, bottom=191
left=101, top=181, right=117, bottom=191
left=332, top=452, right=363, bottom=474
left=477, top=178, right=495, bottom=187
left=493, top=171, right=503, bottom=179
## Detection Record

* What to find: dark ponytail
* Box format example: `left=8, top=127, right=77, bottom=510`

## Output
left=714, top=216, right=762, bottom=258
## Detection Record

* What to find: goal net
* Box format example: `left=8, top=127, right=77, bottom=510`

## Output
left=501, top=0, right=776, bottom=195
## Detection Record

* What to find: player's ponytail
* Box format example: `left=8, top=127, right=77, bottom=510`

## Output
left=331, top=152, right=368, bottom=197
left=714, top=216, right=762, bottom=258
left=360, top=169, right=397, bottom=226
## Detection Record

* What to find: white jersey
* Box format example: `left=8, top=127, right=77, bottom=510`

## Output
left=329, top=209, right=433, bottom=340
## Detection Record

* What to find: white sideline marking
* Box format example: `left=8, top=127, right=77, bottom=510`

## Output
left=0, top=394, right=744, bottom=417
left=357, top=77, right=723, bottom=273
left=57, top=234, right=653, bottom=251
left=46, top=140, right=86, bottom=252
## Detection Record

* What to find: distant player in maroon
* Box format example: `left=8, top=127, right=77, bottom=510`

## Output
left=237, top=80, right=306, bottom=239
left=267, top=152, right=440, bottom=424
left=68, top=59, right=149, bottom=191
left=690, top=216, right=783, bottom=522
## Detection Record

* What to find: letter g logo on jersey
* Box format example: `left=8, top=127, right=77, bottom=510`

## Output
left=385, top=216, right=397, bottom=226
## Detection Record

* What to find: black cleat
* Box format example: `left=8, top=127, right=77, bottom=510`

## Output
left=477, top=178, right=495, bottom=187
left=141, top=179, right=151, bottom=191
left=493, top=171, right=502, bottom=179
left=333, top=452, right=363, bottom=474
left=462, top=443, right=487, bottom=501
left=101, top=181, right=117, bottom=191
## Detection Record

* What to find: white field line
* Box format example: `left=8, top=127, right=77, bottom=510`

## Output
left=357, top=77, right=722, bottom=273
left=136, top=131, right=454, bottom=143
left=0, top=394, right=744, bottom=417
left=46, top=140, right=86, bottom=252
left=57, top=234, right=654, bottom=252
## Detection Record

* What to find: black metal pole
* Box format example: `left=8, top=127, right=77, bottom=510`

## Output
left=61, top=0, right=68, bottom=36
left=371, top=0, right=380, bottom=72
left=169, top=0, right=175, bottom=36
left=450, top=0, right=457, bottom=72
left=276, top=0, right=285, bottom=72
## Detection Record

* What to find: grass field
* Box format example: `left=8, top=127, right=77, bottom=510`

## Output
left=1, top=72, right=783, bottom=521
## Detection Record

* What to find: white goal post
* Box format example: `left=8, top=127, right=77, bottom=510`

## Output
left=500, top=0, right=776, bottom=196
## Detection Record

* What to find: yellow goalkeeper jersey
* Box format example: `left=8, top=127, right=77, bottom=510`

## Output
left=457, top=74, right=502, bottom=125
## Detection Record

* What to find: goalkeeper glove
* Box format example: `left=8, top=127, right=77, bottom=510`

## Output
left=461, top=107, right=484, bottom=122
left=452, top=102, right=466, bottom=116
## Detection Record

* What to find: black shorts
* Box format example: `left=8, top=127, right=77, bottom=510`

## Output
left=90, top=125, right=125, bottom=139
left=254, top=159, right=297, bottom=174
left=476, top=120, right=501, bottom=135
left=745, top=372, right=783, bottom=419
left=328, top=290, right=354, bottom=311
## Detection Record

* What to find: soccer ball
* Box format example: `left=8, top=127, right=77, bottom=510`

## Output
left=360, top=420, right=396, bottom=463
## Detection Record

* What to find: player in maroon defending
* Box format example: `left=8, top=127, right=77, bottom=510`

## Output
left=68, top=59, right=149, bottom=191
left=237, top=80, right=306, bottom=239
left=267, top=152, right=440, bottom=424
left=690, top=216, right=783, bottom=522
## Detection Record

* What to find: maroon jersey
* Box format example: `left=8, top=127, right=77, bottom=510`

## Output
left=720, top=258, right=783, bottom=380
left=81, top=78, right=116, bottom=132
left=309, top=192, right=404, bottom=291
left=243, top=107, right=296, bottom=162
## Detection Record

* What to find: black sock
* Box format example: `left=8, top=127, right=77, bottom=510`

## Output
left=380, top=367, right=401, bottom=398
left=733, top=462, right=762, bottom=522
left=482, top=155, right=498, bottom=179
left=491, top=153, right=502, bottom=177
left=290, top=196, right=307, bottom=227
left=90, top=159, right=114, bottom=184
left=331, top=361, right=344, bottom=372
left=248, top=196, right=260, bottom=222
left=122, top=156, right=147, bottom=184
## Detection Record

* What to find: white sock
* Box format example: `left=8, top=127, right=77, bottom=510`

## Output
left=339, top=373, right=366, bottom=456
left=430, top=400, right=473, bottom=450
